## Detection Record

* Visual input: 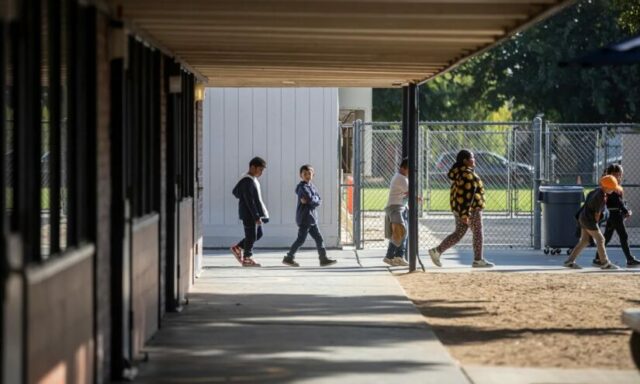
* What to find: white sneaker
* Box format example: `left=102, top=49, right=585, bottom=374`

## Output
left=383, top=257, right=395, bottom=266
left=428, top=248, right=442, bottom=267
left=472, top=259, right=494, bottom=268
left=393, top=257, right=409, bottom=267
left=600, top=262, right=620, bottom=270
left=563, top=259, right=582, bottom=269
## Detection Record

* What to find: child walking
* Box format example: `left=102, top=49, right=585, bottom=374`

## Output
left=592, top=164, right=640, bottom=267
left=383, top=158, right=410, bottom=267
left=564, top=175, right=622, bottom=270
left=428, top=149, right=494, bottom=268
left=283, top=165, right=337, bottom=267
left=230, top=157, right=269, bottom=267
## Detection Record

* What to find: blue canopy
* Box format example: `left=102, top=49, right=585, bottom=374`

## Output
left=560, top=34, right=640, bottom=67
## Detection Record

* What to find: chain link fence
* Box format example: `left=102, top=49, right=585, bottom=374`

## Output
left=545, top=123, right=640, bottom=248
left=340, top=120, right=640, bottom=251
left=425, top=122, right=534, bottom=249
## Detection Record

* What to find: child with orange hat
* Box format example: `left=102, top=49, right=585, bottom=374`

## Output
left=592, top=164, right=640, bottom=268
left=563, top=175, right=623, bottom=270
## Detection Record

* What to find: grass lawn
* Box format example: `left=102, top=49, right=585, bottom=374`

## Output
left=362, top=187, right=534, bottom=212
left=5, top=188, right=56, bottom=210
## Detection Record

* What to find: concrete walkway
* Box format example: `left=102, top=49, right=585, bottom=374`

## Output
left=134, top=249, right=469, bottom=383
left=133, top=248, right=640, bottom=383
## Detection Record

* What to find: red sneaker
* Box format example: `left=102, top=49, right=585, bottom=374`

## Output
left=230, top=245, right=243, bottom=264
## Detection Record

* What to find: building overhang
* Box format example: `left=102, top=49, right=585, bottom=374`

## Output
left=110, top=0, right=574, bottom=87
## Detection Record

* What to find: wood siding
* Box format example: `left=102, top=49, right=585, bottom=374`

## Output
left=203, top=88, right=339, bottom=248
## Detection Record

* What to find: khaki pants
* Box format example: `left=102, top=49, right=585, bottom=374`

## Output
left=568, top=227, right=608, bottom=263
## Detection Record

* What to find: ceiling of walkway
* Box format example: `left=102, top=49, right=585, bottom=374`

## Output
left=112, top=0, right=572, bottom=87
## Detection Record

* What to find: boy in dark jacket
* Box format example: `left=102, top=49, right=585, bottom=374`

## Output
left=282, top=165, right=337, bottom=267
left=231, top=157, right=269, bottom=267
left=564, top=175, right=622, bottom=270
left=592, top=164, right=640, bottom=267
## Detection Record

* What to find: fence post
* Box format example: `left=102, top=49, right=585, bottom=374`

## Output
left=602, top=126, right=608, bottom=173
left=545, top=122, right=551, bottom=181
left=337, top=122, right=343, bottom=245
left=353, top=119, right=362, bottom=249
left=533, top=115, right=543, bottom=250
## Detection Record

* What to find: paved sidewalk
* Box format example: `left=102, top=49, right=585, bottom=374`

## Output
left=134, top=249, right=469, bottom=383
left=133, top=247, right=640, bottom=383
left=357, top=247, right=640, bottom=274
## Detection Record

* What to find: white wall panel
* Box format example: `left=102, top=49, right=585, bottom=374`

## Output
left=222, top=89, right=240, bottom=225
left=203, top=88, right=339, bottom=248
left=266, top=89, right=283, bottom=225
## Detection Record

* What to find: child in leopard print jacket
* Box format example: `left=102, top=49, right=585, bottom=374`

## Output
left=428, top=149, right=494, bottom=268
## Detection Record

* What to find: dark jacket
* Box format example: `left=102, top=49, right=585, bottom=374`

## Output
left=448, top=165, right=485, bottom=219
left=232, top=176, right=267, bottom=222
left=578, top=188, right=607, bottom=230
left=606, top=190, right=629, bottom=216
left=295, top=181, right=321, bottom=226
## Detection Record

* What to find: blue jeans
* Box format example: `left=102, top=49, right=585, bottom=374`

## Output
left=287, top=224, right=326, bottom=258
left=237, top=219, right=264, bottom=257
left=386, top=209, right=408, bottom=259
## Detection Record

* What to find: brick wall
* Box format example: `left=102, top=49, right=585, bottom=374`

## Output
left=94, top=10, right=112, bottom=383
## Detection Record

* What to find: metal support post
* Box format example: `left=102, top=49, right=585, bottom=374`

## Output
left=402, top=87, right=409, bottom=159
left=353, top=119, right=362, bottom=249
left=533, top=115, right=543, bottom=250
left=407, top=84, right=419, bottom=271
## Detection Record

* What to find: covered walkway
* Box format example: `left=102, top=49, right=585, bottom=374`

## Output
left=134, top=250, right=468, bottom=383
left=132, top=249, right=640, bottom=383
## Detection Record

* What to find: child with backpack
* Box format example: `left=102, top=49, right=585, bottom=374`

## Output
left=564, top=175, right=623, bottom=270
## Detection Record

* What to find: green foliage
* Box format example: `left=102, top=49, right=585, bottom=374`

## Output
left=372, top=88, right=402, bottom=121
left=373, top=0, right=640, bottom=123
left=612, top=0, right=640, bottom=33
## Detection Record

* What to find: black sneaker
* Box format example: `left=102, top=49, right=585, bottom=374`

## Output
left=282, top=256, right=300, bottom=267
left=592, top=258, right=604, bottom=267
left=626, top=258, right=640, bottom=268
left=320, top=258, right=337, bottom=267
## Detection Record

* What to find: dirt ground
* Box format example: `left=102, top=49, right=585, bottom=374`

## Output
left=397, top=272, right=640, bottom=369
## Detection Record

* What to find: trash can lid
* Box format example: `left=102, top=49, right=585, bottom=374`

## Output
left=539, top=185, right=584, bottom=193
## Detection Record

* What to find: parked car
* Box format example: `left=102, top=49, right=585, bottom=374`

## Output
left=431, top=150, right=534, bottom=187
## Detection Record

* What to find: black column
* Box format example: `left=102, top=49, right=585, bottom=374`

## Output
left=109, top=49, right=129, bottom=379
left=165, top=59, right=180, bottom=312
left=402, top=86, right=409, bottom=159
left=16, top=0, right=41, bottom=261
left=406, top=84, right=418, bottom=272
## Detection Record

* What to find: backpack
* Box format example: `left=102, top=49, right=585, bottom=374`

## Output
left=574, top=189, right=608, bottom=224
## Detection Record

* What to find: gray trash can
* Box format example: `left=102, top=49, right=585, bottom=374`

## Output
left=538, top=185, right=585, bottom=255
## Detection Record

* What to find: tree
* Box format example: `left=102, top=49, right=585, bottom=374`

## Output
left=475, top=0, right=640, bottom=122
left=373, top=0, right=640, bottom=123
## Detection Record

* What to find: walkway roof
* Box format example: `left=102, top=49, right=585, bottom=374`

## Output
left=112, top=0, right=572, bottom=87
